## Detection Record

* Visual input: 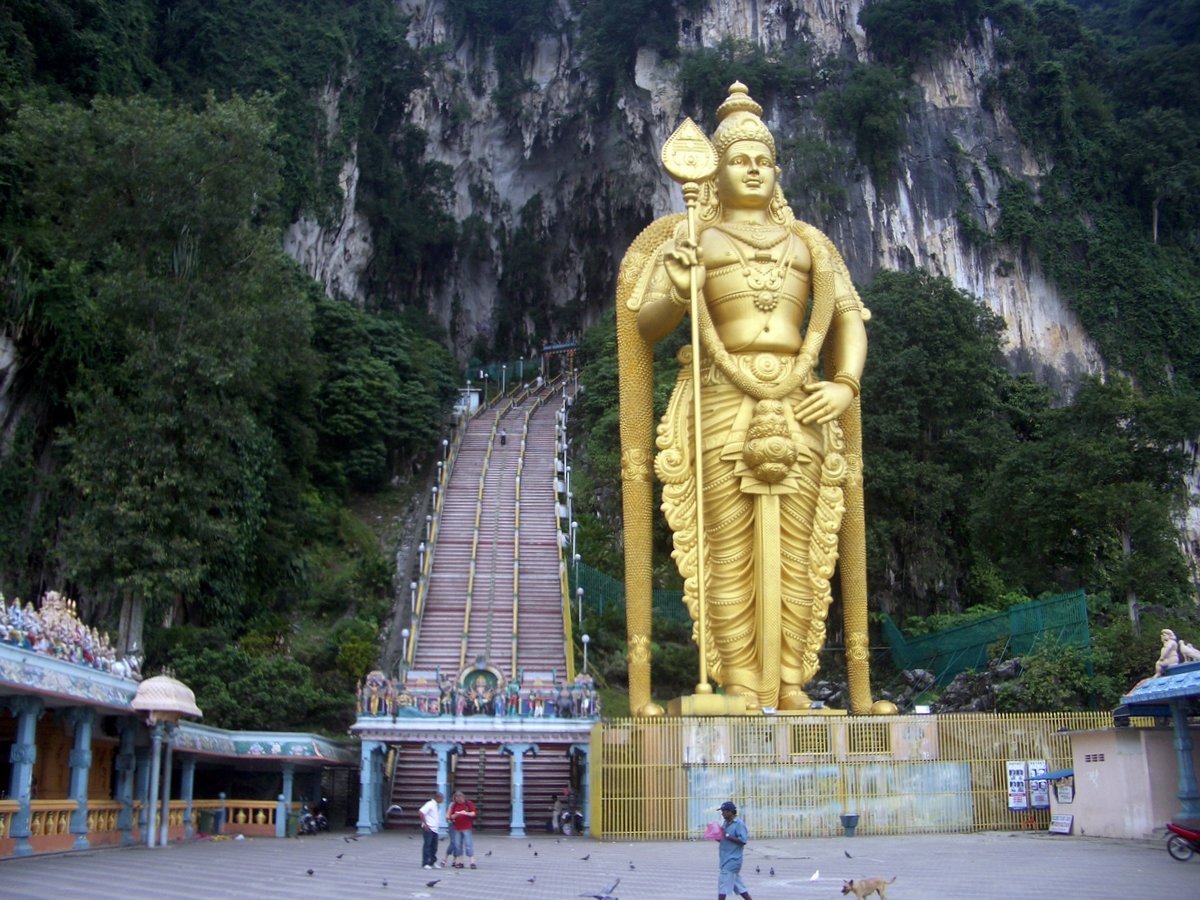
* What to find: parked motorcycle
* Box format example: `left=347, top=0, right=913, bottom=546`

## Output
left=312, top=797, right=330, bottom=832
left=558, top=806, right=584, bottom=836
left=299, top=803, right=328, bottom=836
left=1166, top=821, right=1200, bottom=861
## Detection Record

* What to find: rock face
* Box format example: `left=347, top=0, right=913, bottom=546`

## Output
left=288, top=0, right=1103, bottom=393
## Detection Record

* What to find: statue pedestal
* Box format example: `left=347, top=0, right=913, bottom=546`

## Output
left=667, top=694, right=853, bottom=716
left=775, top=707, right=848, bottom=717
left=668, top=693, right=750, bottom=717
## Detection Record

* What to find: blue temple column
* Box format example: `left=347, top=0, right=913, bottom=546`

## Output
left=569, top=742, right=591, bottom=834
left=281, top=761, right=296, bottom=824
left=1171, top=699, right=1200, bottom=819
left=281, top=763, right=295, bottom=802
left=4, top=695, right=44, bottom=858
left=357, top=740, right=382, bottom=834
left=181, top=755, right=196, bottom=839
left=63, top=706, right=96, bottom=850
left=422, top=741, right=462, bottom=836
left=158, top=722, right=177, bottom=847
left=115, top=719, right=137, bottom=846
left=145, top=721, right=164, bottom=848
left=135, top=746, right=150, bottom=838
left=501, top=742, right=538, bottom=838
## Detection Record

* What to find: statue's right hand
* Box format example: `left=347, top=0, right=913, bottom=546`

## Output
left=664, top=240, right=705, bottom=296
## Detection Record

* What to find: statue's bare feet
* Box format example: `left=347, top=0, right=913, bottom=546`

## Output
left=725, top=684, right=759, bottom=710
left=778, top=685, right=812, bottom=710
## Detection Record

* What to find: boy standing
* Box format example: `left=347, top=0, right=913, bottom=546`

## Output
left=418, top=791, right=444, bottom=869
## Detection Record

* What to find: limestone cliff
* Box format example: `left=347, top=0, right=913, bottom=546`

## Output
left=286, top=0, right=1102, bottom=391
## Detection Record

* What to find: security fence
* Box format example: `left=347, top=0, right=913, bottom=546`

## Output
left=592, top=711, right=1108, bottom=839
left=881, top=590, right=1091, bottom=686
left=570, top=561, right=691, bottom=625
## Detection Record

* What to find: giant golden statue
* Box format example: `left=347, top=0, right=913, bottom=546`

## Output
left=617, top=83, right=892, bottom=716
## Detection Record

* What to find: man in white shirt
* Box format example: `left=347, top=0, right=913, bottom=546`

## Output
left=418, top=791, right=444, bottom=869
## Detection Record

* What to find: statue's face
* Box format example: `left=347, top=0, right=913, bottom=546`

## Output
left=717, top=140, right=777, bottom=210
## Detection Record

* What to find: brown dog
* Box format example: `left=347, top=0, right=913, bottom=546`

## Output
left=841, top=876, right=896, bottom=899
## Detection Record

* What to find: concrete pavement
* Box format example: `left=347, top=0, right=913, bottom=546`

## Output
left=0, top=827, right=1195, bottom=899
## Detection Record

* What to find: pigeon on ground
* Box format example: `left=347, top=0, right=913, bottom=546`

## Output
left=629, top=863, right=636, bottom=870
left=578, top=877, right=620, bottom=900
left=809, top=870, right=819, bottom=881
left=387, top=804, right=404, bottom=814
left=336, top=853, right=344, bottom=859
left=485, top=851, right=492, bottom=857
left=528, top=877, right=537, bottom=884
left=382, top=880, right=387, bottom=887
left=755, top=866, right=760, bottom=874
left=425, top=880, right=440, bottom=888
left=770, top=867, right=775, bottom=877
left=306, top=869, right=314, bottom=876
left=845, top=850, right=852, bottom=858
left=534, top=851, right=538, bottom=856
left=580, top=853, right=591, bottom=861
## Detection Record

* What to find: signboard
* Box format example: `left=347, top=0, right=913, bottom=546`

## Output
left=1028, top=759, right=1050, bottom=810
left=1054, top=783, right=1074, bottom=804
left=1006, top=760, right=1029, bottom=810
left=1049, top=814, right=1074, bottom=834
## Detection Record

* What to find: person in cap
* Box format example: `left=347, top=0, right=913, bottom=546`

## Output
left=717, top=800, right=752, bottom=900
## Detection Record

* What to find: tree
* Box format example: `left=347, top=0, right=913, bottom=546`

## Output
left=860, top=269, right=1023, bottom=615
left=818, top=63, right=916, bottom=182
left=975, top=376, right=1199, bottom=623
left=2, top=93, right=314, bottom=651
left=1119, top=107, right=1200, bottom=243
left=311, top=299, right=458, bottom=492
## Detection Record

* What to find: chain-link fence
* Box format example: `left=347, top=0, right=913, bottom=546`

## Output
left=880, top=590, right=1091, bottom=685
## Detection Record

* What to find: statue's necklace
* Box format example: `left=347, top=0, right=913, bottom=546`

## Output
left=721, top=226, right=793, bottom=313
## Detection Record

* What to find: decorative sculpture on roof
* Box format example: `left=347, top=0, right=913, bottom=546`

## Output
left=0, top=590, right=134, bottom=677
left=1155, top=628, right=1200, bottom=677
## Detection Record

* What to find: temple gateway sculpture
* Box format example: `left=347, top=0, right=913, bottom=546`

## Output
left=617, top=83, right=895, bottom=716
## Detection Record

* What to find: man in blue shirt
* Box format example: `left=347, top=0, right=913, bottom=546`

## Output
left=717, top=800, right=753, bottom=900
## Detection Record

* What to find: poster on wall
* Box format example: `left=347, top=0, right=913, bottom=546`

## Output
left=1054, top=780, right=1074, bottom=804
left=1028, top=759, right=1050, bottom=810
left=1006, top=760, right=1029, bottom=810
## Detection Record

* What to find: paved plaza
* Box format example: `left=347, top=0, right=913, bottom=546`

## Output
left=1, top=827, right=1196, bottom=899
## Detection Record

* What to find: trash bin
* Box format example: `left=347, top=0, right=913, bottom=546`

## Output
left=286, top=812, right=300, bottom=838
left=840, top=813, right=859, bottom=837
left=198, top=810, right=215, bottom=834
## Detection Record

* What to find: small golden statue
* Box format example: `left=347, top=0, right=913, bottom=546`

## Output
left=617, top=83, right=894, bottom=715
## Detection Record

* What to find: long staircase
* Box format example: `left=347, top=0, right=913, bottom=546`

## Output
left=386, top=382, right=579, bottom=831
left=412, top=386, right=567, bottom=678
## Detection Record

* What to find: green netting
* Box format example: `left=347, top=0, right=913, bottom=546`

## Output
left=569, top=562, right=690, bottom=624
left=881, top=589, right=1091, bottom=685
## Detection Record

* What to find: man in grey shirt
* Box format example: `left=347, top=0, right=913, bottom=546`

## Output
left=717, top=800, right=753, bottom=900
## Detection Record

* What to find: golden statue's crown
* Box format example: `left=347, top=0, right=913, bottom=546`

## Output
left=713, top=82, right=776, bottom=160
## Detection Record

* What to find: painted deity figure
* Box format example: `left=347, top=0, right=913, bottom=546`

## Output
left=618, top=83, right=892, bottom=714
left=1155, top=628, right=1200, bottom=677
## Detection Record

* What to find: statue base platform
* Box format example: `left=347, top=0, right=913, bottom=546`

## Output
left=772, top=707, right=848, bottom=717
left=668, top=693, right=851, bottom=717
left=668, top=693, right=749, bottom=717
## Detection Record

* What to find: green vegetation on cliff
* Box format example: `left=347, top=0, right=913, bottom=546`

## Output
left=0, top=1, right=457, bottom=732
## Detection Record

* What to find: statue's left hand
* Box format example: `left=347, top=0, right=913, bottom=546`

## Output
left=794, top=381, right=855, bottom=425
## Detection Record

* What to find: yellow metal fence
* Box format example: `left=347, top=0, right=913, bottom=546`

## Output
left=594, top=712, right=1108, bottom=838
